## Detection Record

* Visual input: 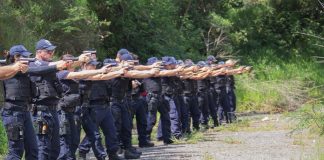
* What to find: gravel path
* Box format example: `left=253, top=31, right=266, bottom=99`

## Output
left=86, top=114, right=322, bottom=160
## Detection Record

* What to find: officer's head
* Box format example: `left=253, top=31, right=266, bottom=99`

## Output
left=35, top=39, right=56, bottom=61
left=8, top=45, right=33, bottom=63
left=120, top=53, right=133, bottom=62
left=116, top=48, right=130, bottom=62
left=147, top=57, right=159, bottom=65
left=184, top=59, right=194, bottom=66
left=60, top=54, right=75, bottom=71
left=197, top=61, right=207, bottom=68
left=83, top=49, right=97, bottom=61
left=162, top=56, right=177, bottom=69
left=207, top=55, right=217, bottom=65
left=83, top=60, right=99, bottom=70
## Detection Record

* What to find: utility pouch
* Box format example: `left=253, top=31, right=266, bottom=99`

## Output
left=6, top=123, right=23, bottom=141
left=59, top=114, right=70, bottom=135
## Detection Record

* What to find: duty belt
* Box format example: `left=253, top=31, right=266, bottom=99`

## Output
left=36, top=105, right=57, bottom=111
left=3, top=102, right=32, bottom=112
left=110, top=97, right=124, bottom=103
left=90, top=100, right=109, bottom=105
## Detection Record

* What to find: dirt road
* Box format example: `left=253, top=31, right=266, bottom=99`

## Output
left=87, top=114, right=323, bottom=160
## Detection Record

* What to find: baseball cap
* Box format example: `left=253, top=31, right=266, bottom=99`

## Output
left=9, top=45, right=33, bottom=57
left=117, top=48, right=130, bottom=56
left=207, top=55, right=217, bottom=62
left=36, top=39, right=56, bottom=51
left=120, top=54, right=133, bottom=61
left=147, top=57, right=159, bottom=65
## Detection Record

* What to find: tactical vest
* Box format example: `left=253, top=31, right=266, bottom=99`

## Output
left=111, top=77, right=130, bottom=100
left=173, top=77, right=184, bottom=95
left=183, top=79, right=196, bottom=94
left=3, top=73, right=34, bottom=102
left=143, top=77, right=161, bottom=93
left=226, top=75, right=235, bottom=87
left=89, top=80, right=110, bottom=101
left=58, top=79, right=80, bottom=108
left=161, top=77, right=175, bottom=95
left=197, top=79, right=209, bottom=92
left=79, top=80, right=92, bottom=106
left=29, top=71, right=62, bottom=101
left=214, top=75, right=227, bottom=89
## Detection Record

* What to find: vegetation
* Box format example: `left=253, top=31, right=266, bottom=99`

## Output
left=0, top=0, right=323, bottom=154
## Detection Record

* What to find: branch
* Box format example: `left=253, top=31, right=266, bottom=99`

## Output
left=295, top=32, right=324, bottom=41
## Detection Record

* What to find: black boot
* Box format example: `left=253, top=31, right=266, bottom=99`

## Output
left=128, top=146, right=142, bottom=155
left=139, top=141, right=154, bottom=148
left=109, top=153, right=124, bottom=160
left=124, top=149, right=141, bottom=159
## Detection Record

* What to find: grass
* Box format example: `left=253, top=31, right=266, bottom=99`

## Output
left=203, top=152, right=215, bottom=160
left=222, top=137, right=243, bottom=144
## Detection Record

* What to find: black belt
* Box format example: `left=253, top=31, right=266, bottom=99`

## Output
left=61, top=107, right=75, bottom=112
left=110, top=97, right=124, bottom=103
left=89, top=100, right=109, bottom=105
left=3, top=102, right=31, bottom=112
left=36, top=105, right=57, bottom=111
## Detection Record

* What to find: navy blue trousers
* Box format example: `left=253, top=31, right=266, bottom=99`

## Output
left=129, top=96, right=149, bottom=145
left=2, top=106, right=38, bottom=160
left=33, top=107, right=60, bottom=160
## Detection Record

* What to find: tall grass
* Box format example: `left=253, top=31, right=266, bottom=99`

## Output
left=235, top=49, right=324, bottom=112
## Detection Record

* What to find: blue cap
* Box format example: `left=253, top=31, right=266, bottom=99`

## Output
left=36, top=39, right=56, bottom=50
left=120, top=54, right=133, bottom=61
left=117, top=48, right=129, bottom=56
left=103, top=58, right=117, bottom=64
left=184, top=60, right=194, bottom=66
left=218, top=61, right=225, bottom=65
left=9, top=45, right=33, bottom=57
left=197, top=61, right=207, bottom=67
left=177, top=60, right=184, bottom=65
left=147, top=57, right=158, bottom=65
left=87, top=60, right=100, bottom=66
left=161, top=56, right=177, bottom=65
left=207, top=55, right=217, bottom=62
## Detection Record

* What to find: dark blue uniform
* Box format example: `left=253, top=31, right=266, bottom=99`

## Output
left=29, top=60, right=63, bottom=160
left=197, top=78, right=210, bottom=128
left=214, top=75, right=230, bottom=124
left=157, top=76, right=182, bottom=139
left=182, top=79, right=200, bottom=132
left=77, top=80, right=107, bottom=159
left=2, top=64, right=57, bottom=160
left=143, top=77, right=172, bottom=144
left=78, top=80, right=119, bottom=159
left=128, top=82, right=150, bottom=146
left=209, top=76, right=219, bottom=127
left=56, top=71, right=80, bottom=160
left=110, top=77, right=133, bottom=149
left=226, top=75, right=236, bottom=121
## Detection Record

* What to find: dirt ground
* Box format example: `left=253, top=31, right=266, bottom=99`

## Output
left=87, top=114, right=323, bottom=160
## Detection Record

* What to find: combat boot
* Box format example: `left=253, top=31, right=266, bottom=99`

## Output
left=124, top=149, right=141, bottom=159
left=109, top=153, right=124, bottom=160
left=139, top=141, right=155, bottom=148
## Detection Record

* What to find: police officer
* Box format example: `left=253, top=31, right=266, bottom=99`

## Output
left=29, top=39, right=80, bottom=159
left=130, top=80, right=153, bottom=147
left=206, top=55, right=219, bottom=128
left=181, top=59, right=200, bottom=132
left=77, top=59, right=125, bottom=160
left=215, top=61, right=231, bottom=125
left=143, top=57, right=169, bottom=145
left=226, top=74, right=236, bottom=121
left=110, top=52, right=159, bottom=159
left=1, top=45, right=66, bottom=160
left=156, top=56, right=185, bottom=140
left=56, top=54, right=114, bottom=160
left=194, top=61, right=212, bottom=130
